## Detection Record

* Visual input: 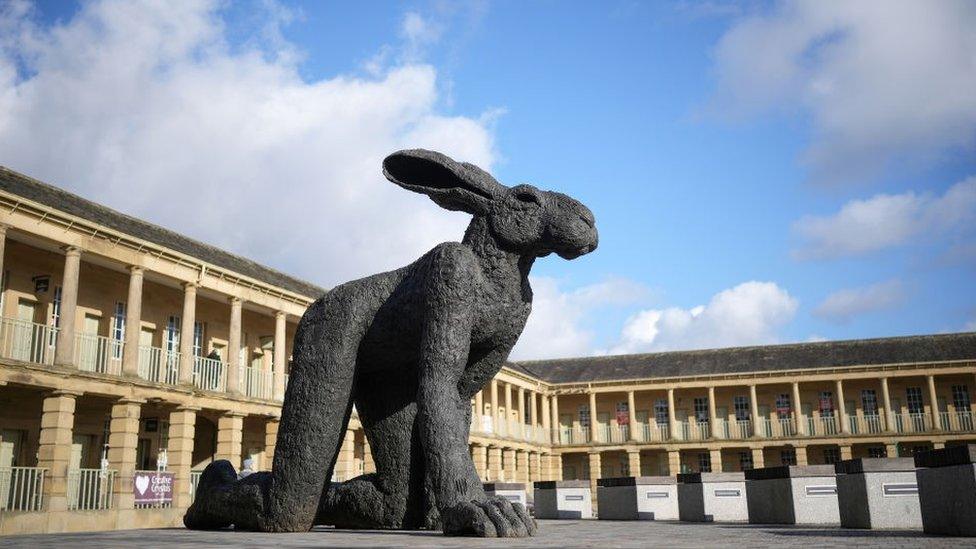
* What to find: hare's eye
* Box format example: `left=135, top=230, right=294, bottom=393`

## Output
left=514, top=191, right=540, bottom=206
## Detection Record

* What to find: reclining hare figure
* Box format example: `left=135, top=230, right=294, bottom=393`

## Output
left=184, top=149, right=598, bottom=536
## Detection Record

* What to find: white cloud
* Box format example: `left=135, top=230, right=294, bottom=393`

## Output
left=509, top=276, right=651, bottom=361
left=0, top=0, right=499, bottom=288
left=813, top=279, right=906, bottom=323
left=710, top=1, right=976, bottom=183
left=605, top=281, right=798, bottom=354
left=793, top=177, right=976, bottom=258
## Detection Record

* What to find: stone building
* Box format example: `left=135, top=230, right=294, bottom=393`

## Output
left=0, top=165, right=973, bottom=534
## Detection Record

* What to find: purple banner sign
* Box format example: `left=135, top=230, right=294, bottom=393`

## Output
left=133, top=471, right=174, bottom=504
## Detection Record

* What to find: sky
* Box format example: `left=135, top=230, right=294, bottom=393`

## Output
left=0, top=0, right=974, bottom=360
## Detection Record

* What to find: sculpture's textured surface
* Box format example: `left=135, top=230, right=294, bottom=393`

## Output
left=183, top=149, right=598, bottom=536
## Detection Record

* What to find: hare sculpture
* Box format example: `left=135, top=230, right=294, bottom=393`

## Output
left=183, top=149, right=598, bottom=536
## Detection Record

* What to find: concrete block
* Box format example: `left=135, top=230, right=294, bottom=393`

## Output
left=597, top=476, right=678, bottom=521
left=745, top=465, right=839, bottom=525
left=915, top=445, right=976, bottom=536
left=835, top=458, right=921, bottom=530
left=533, top=480, right=592, bottom=519
left=484, top=482, right=527, bottom=507
left=677, top=472, right=748, bottom=523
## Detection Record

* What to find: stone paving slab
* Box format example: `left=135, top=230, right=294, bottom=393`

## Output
left=2, top=520, right=975, bottom=548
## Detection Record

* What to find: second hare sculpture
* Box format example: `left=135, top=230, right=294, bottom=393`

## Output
left=184, top=149, right=598, bottom=536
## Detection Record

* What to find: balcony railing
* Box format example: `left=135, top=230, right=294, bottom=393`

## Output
left=808, top=415, right=839, bottom=436
left=0, top=467, right=46, bottom=511
left=67, top=468, right=116, bottom=510
left=941, top=411, right=975, bottom=432
left=730, top=419, right=753, bottom=439
left=891, top=412, right=931, bottom=434
left=138, top=346, right=180, bottom=385
left=240, top=366, right=273, bottom=399
left=638, top=422, right=670, bottom=442
left=598, top=424, right=629, bottom=443
left=848, top=414, right=885, bottom=435
left=75, top=333, right=122, bottom=376
left=675, top=420, right=711, bottom=441
left=0, top=318, right=57, bottom=365
left=193, top=355, right=226, bottom=392
left=558, top=427, right=591, bottom=445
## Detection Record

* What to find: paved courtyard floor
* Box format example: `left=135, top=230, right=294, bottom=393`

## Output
left=2, top=520, right=975, bottom=548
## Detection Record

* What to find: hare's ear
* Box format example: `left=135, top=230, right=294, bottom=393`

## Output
left=383, top=149, right=504, bottom=214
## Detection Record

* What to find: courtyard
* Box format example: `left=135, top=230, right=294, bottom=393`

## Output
left=1, top=520, right=973, bottom=548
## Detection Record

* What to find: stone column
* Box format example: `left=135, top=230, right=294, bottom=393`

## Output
left=502, top=448, right=516, bottom=482
left=265, top=418, right=280, bottom=466
left=589, top=391, right=599, bottom=442
left=550, top=395, right=560, bottom=443
left=709, top=449, right=722, bottom=473
left=0, top=225, right=6, bottom=298
left=516, top=450, right=529, bottom=483
left=488, top=446, right=502, bottom=481
left=795, top=446, right=808, bottom=466
left=109, top=398, right=143, bottom=510
left=504, top=383, right=513, bottom=435
left=627, top=390, right=638, bottom=441
left=749, top=384, right=762, bottom=437
left=517, top=388, right=526, bottom=438
left=529, top=391, right=538, bottom=440
left=273, top=311, right=287, bottom=401
left=588, top=452, right=601, bottom=510
left=474, top=390, right=484, bottom=428
left=541, top=394, right=551, bottom=443
left=490, top=380, right=499, bottom=434
left=551, top=453, right=564, bottom=481
left=840, top=445, right=853, bottom=460
left=708, top=386, right=720, bottom=439
left=530, top=452, right=541, bottom=483
left=178, top=283, right=197, bottom=385
left=886, top=442, right=898, bottom=458
left=881, top=377, right=894, bottom=431
left=927, top=375, right=941, bottom=430
left=216, top=413, right=244, bottom=469
left=37, top=390, right=79, bottom=511
left=472, top=444, right=488, bottom=480
left=751, top=448, right=765, bottom=469
left=335, top=430, right=355, bottom=480
left=226, top=297, right=243, bottom=395
left=363, top=437, right=376, bottom=474
left=836, top=379, right=850, bottom=434
left=54, top=247, right=82, bottom=367
left=792, top=381, right=806, bottom=435
left=667, top=450, right=681, bottom=475
left=121, top=266, right=144, bottom=377
left=667, top=388, right=678, bottom=440
left=627, top=450, right=641, bottom=477
left=167, top=406, right=198, bottom=509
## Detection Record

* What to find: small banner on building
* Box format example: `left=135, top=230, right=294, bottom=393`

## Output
left=133, top=471, right=174, bottom=504
left=616, top=402, right=629, bottom=425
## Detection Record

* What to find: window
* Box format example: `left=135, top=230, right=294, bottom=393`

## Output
left=868, top=446, right=887, bottom=458
left=193, top=322, right=205, bottom=357
left=818, top=391, right=834, bottom=417
left=906, top=387, right=924, bottom=414
left=654, top=399, right=669, bottom=425
left=620, top=459, right=630, bottom=477
left=0, top=269, right=7, bottom=313
left=165, top=316, right=180, bottom=352
left=781, top=449, right=797, bottom=466
left=51, top=286, right=63, bottom=327
left=733, top=396, right=750, bottom=421
left=861, top=389, right=878, bottom=416
left=738, top=451, right=753, bottom=471
left=694, top=397, right=709, bottom=423
left=775, top=394, right=792, bottom=418
left=578, top=405, right=590, bottom=428
left=823, top=447, right=840, bottom=464
left=952, top=385, right=971, bottom=411
left=698, top=452, right=711, bottom=473
left=111, top=302, right=126, bottom=359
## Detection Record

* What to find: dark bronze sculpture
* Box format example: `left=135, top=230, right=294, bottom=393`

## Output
left=184, top=149, right=598, bottom=536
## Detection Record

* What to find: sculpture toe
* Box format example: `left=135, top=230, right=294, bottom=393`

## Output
left=440, top=501, right=498, bottom=537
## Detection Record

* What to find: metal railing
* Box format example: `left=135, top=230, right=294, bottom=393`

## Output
left=891, top=412, right=930, bottom=434
left=74, top=333, right=122, bottom=376
left=600, top=424, right=629, bottom=443
left=675, top=420, right=711, bottom=441
left=730, top=419, right=753, bottom=439
left=190, top=471, right=203, bottom=501
left=847, top=414, right=885, bottom=435
left=138, top=346, right=180, bottom=385
left=557, top=427, right=591, bottom=445
left=67, top=468, right=116, bottom=510
left=0, top=467, right=46, bottom=511
left=940, top=411, right=975, bottom=432
left=193, top=356, right=226, bottom=392
left=239, top=366, right=273, bottom=399
left=765, top=417, right=796, bottom=438
left=0, top=318, right=57, bottom=365
left=639, top=422, right=670, bottom=442
left=808, top=415, right=839, bottom=436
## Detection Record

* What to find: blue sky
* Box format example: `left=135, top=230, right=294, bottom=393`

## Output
left=6, top=0, right=976, bottom=359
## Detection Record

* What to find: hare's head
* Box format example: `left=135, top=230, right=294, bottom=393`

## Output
left=383, top=149, right=598, bottom=260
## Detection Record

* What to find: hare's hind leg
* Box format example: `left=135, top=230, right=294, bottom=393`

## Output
left=184, top=294, right=368, bottom=532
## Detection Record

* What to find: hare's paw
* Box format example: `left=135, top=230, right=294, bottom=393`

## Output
left=182, top=460, right=237, bottom=530
left=441, top=496, right=536, bottom=538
